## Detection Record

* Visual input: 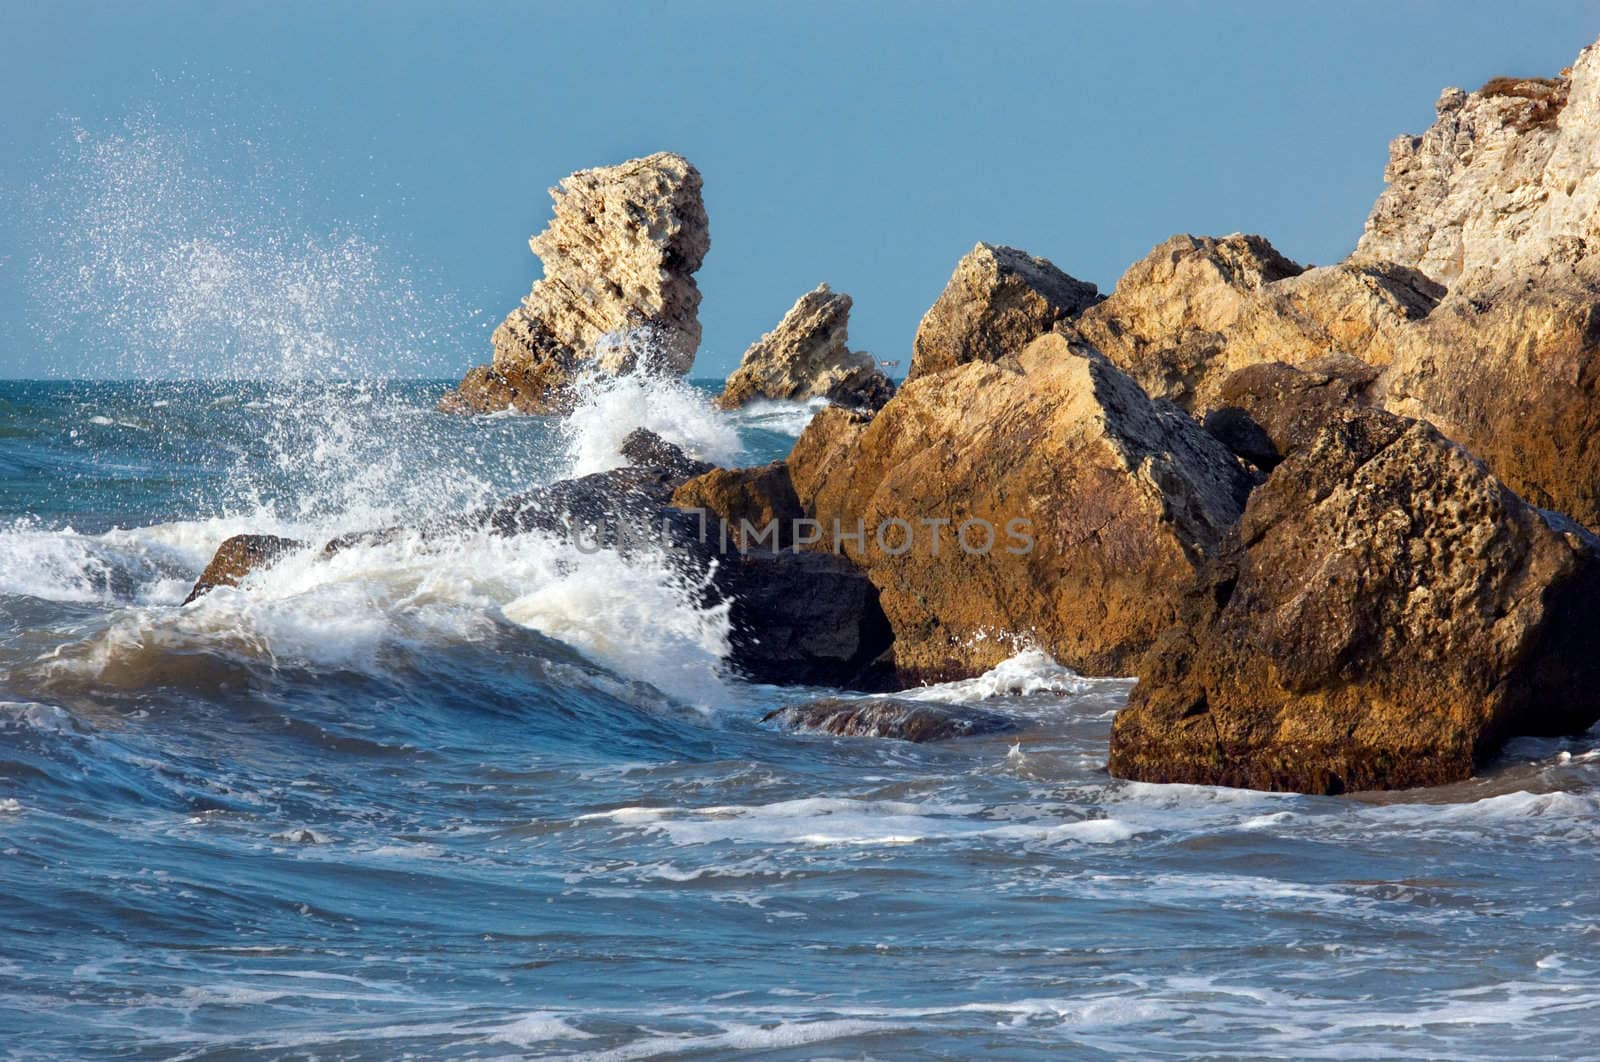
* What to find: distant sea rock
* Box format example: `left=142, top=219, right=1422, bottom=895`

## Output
left=716, top=284, right=894, bottom=412
left=439, top=152, right=710, bottom=415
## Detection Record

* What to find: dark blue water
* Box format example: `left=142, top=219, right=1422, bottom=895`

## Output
left=3, top=378, right=1600, bottom=1059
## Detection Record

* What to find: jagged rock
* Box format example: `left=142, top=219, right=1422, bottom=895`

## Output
left=788, top=332, right=1253, bottom=682
left=1354, top=41, right=1600, bottom=290
left=716, top=284, right=894, bottom=411
left=488, top=442, right=890, bottom=689
left=183, top=535, right=306, bottom=604
left=764, top=697, right=1017, bottom=742
left=1108, top=407, right=1600, bottom=794
left=439, top=152, right=709, bottom=414
left=1071, top=234, right=1440, bottom=413
left=907, top=243, right=1099, bottom=381
left=1203, top=354, right=1380, bottom=471
left=670, top=461, right=804, bottom=549
left=1381, top=284, right=1600, bottom=525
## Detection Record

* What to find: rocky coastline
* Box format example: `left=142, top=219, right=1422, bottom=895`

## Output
left=202, top=34, right=1600, bottom=795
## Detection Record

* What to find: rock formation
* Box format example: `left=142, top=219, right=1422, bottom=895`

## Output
left=670, top=461, right=804, bottom=549
left=716, top=284, right=895, bottom=411
left=1108, top=408, right=1600, bottom=794
left=183, top=534, right=305, bottom=604
left=1070, top=234, right=1441, bottom=414
left=481, top=431, right=893, bottom=689
left=1202, top=354, right=1380, bottom=472
left=1353, top=51, right=1598, bottom=289
left=764, top=697, right=1017, bottom=742
left=787, top=333, right=1252, bottom=682
left=907, top=243, right=1099, bottom=381
left=439, top=152, right=710, bottom=414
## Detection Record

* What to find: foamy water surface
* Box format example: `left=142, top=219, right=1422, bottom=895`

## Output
left=2, top=378, right=1599, bottom=1059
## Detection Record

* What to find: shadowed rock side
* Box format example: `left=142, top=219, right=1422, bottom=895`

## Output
left=788, top=333, right=1252, bottom=683
left=907, top=243, right=1099, bottom=381
left=183, top=534, right=306, bottom=604
left=439, top=152, right=710, bottom=414
left=1202, top=354, right=1380, bottom=472
left=716, top=284, right=895, bottom=411
left=1108, top=408, right=1600, bottom=794
left=764, top=697, right=1018, bottom=742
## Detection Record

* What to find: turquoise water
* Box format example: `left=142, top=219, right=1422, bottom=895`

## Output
left=3, top=377, right=1600, bottom=1059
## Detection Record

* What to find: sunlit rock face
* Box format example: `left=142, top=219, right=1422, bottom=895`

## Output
left=440, top=152, right=709, bottom=414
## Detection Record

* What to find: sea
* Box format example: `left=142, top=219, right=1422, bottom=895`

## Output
left=2, top=374, right=1600, bottom=1059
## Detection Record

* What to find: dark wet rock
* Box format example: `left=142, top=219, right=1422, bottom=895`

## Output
left=484, top=442, right=891, bottom=690
left=619, top=428, right=707, bottom=479
left=183, top=534, right=306, bottom=604
left=764, top=697, right=1017, bottom=742
left=1108, top=407, right=1600, bottom=794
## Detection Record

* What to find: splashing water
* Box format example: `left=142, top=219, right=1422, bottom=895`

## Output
left=560, top=359, right=745, bottom=477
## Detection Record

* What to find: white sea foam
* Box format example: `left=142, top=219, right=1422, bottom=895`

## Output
left=904, top=649, right=1131, bottom=703
left=578, top=796, right=1140, bottom=849
left=721, top=395, right=831, bottom=438
left=561, top=366, right=743, bottom=477
left=36, top=525, right=732, bottom=708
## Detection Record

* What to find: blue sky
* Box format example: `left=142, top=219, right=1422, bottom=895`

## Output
left=2, top=1, right=1597, bottom=379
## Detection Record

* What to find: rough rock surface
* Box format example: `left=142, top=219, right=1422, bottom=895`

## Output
left=788, top=333, right=1253, bottom=682
left=716, top=284, right=894, bottom=410
left=1203, top=354, right=1380, bottom=471
left=670, top=461, right=804, bottom=549
left=440, top=152, right=709, bottom=414
left=764, top=697, right=1017, bottom=742
left=1071, top=234, right=1441, bottom=413
left=907, top=243, right=1099, bottom=381
left=183, top=535, right=306, bottom=604
left=1345, top=37, right=1600, bottom=527
left=1354, top=42, right=1600, bottom=289
left=1108, top=407, right=1600, bottom=794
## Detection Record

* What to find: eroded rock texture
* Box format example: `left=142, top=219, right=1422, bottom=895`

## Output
left=788, top=333, right=1251, bottom=682
left=908, top=243, right=1099, bottom=381
left=1109, top=408, right=1600, bottom=794
left=717, top=284, right=894, bottom=411
left=440, top=152, right=710, bottom=414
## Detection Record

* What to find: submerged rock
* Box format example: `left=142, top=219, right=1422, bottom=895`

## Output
left=439, top=152, right=710, bottom=414
left=788, top=332, right=1252, bottom=682
left=1109, top=407, right=1600, bottom=794
left=183, top=534, right=305, bottom=604
left=717, top=284, right=894, bottom=411
left=908, top=243, right=1098, bottom=381
left=764, top=697, right=1017, bottom=742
